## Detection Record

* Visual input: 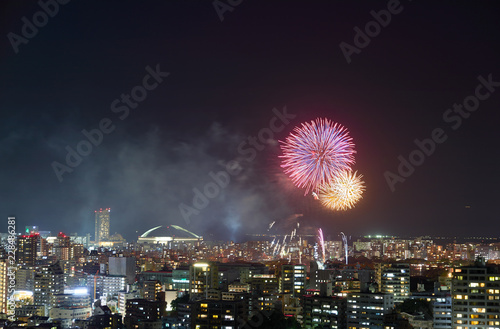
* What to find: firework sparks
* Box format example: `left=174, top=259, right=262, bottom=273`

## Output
left=319, top=170, right=365, bottom=211
left=318, top=228, right=325, bottom=264
left=341, top=232, right=348, bottom=265
left=268, top=221, right=275, bottom=230
left=280, top=118, right=356, bottom=194
left=268, top=214, right=303, bottom=259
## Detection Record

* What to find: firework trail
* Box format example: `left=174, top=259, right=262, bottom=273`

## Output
left=268, top=214, right=304, bottom=259
left=318, top=228, right=326, bottom=264
left=299, top=236, right=302, bottom=264
left=341, top=232, right=348, bottom=265
left=273, top=241, right=280, bottom=255
left=319, top=170, right=365, bottom=211
left=280, top=118, right=356, bottom=194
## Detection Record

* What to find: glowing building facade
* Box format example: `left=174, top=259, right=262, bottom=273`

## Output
left=34, top=262, right=64, bottom=316
left=280, top=264, right=306, bottom=297
left=16, top=234, right=39, bottom=266
left=0, top=260, right=6, bottom=314
left=189, top=262, right=219, bottom=298
left=452, top=262, right=500, bottom=328
left=375, top=263, right=410, bottom=304
left=347, top=292, right=394, bottom=328
left=94, top=208, right=110, bottom=244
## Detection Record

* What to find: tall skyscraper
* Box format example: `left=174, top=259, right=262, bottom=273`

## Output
left=94, top=208, right=110, bottom=244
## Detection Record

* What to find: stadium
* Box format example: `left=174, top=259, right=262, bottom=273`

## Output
left=137, top=225, right=202, bottom=245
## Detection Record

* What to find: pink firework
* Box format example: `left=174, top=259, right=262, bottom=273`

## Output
left=280, top=118, right=356, bottom=194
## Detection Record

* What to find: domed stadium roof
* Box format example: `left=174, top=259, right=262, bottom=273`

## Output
left=138, top=225, right=201, bottom=244
left=141, top=225, right=200, bottom=238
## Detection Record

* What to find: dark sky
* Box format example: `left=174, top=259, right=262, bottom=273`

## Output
left=1, top=1, right=500, bottom=242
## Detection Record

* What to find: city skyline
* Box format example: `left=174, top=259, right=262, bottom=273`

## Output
left=3, top=214, right=500, bottom=328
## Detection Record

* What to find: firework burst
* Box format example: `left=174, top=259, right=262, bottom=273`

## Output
left=319, top=170, right=365, bottom=211
left=280, top=118, right=356, bottom=194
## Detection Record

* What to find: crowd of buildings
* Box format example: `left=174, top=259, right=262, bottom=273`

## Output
left=0, top=209, right=499, bottom=328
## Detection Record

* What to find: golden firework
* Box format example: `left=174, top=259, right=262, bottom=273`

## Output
left=319, top=170, right=365, bottom=211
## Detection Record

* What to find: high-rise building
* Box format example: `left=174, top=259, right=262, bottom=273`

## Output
left=375, top=263, right=410, bottom=304
left=90, top=275, right=127, bottom=301
left=189, top=262, right=219, bottom=298
left=15, top=266, right=35, bottom=291
left=142, top=280, right=162, bottom=301
left=432, top=294, right=452, bottom=329
left=280, top=264, right=306, bottom=297
left=34, top=262, right=64, bottom=316
left=250, top=274, right=279, bottom=294
left=302, top=293, right=347, bottom=329
left=346, top=292, right=394, bottom=328
left=53, top=232, right=71, bottom=261
left=108, top=256, right=136, bottom=284
left=0, top=260, right=7, bottom=314
left=94, top=208, right=111, bottom=243
left=451, top=260, right=500, bottom=329
left=16, top=234, right=39, bottom=266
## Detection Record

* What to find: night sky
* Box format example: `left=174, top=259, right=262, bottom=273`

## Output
left=1, top=1, right=500, bottom=241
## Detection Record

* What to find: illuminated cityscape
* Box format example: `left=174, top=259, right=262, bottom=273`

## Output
left=0, top=219, right=500, bottom=328
left=2, top=1, right=500, bottom=329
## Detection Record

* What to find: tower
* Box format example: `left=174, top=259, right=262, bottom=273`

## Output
left=94, top=208, right=110, bottom=244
